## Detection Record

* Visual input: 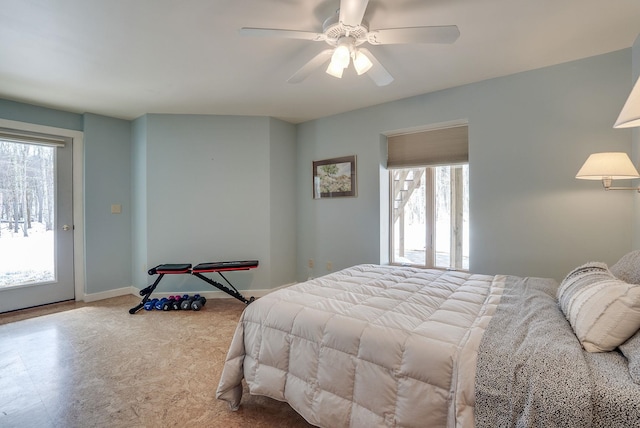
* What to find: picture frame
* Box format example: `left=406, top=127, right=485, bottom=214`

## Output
left=313, top=155, right=357, bottom=199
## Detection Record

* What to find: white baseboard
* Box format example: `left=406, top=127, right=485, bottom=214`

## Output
left=82, top=286, right=138, bottom=303
left=266, top=282, right=297, bottom=293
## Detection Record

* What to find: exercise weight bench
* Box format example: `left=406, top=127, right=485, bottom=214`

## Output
left=129, top=260, right=258, bottom=314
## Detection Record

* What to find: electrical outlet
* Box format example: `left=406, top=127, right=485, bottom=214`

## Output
left=326, top=261, right=332, bottom=271
left=308, top=259, right=314, bottom=269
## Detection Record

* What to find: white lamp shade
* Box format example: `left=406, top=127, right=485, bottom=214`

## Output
left=614, top=76, right=640, bottom=128
left=331, top=44, right=350, bottom=69
left=353, top=50, right=373, bottom=75
left=326, top=43, right=351, bottom=79
left=326, top=60, right=344, bottom=78
left=576, top=152, right=640, bottom=180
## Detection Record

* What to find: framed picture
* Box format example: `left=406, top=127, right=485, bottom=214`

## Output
left=313, top=155, right=357, bottom=199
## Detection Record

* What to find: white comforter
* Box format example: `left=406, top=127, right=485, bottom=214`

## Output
left=216, top=264, right=506, bottom=427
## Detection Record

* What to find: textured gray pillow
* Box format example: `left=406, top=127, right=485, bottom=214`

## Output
left=610, top=250, right=640, bottom=284
left=619, top=329, right=640, bottom=383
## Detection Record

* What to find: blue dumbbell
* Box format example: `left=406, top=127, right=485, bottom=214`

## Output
left=143, top=298, right=158, bottom=311
left=155, top=297, right=169, bottom=310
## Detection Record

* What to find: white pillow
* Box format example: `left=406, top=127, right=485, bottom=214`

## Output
left=557, top=262, right=640, bottom=352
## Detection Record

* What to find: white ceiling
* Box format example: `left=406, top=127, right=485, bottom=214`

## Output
left=1, top=0, right=640, bottom=124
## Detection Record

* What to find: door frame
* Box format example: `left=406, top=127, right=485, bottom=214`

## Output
left=0, top=118, right=85, bottom=302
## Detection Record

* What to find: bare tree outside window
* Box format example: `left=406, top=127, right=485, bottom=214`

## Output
left=0, top=141, right=55, bottom=286
left=391, top=164, right=469, bottom=270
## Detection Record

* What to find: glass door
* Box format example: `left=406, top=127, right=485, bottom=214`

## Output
left=0, top=130, right=74, bottom=312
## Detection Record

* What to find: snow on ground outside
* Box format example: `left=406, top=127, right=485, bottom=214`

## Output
left=0, top=222, right=54, bottom=287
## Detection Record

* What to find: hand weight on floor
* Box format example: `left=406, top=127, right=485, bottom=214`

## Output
left=191, top=295, right=207, bottom=311
left=141, top=295, right=207, bottom=312
left=143, top=298, right=158, bottom=311
left=155, top=297, right=169, bottom=310
left=171, top=294, right=189, bottom=310
left=161, top=296, right=173, bottom=311
left=180, top=295, right=196, bottom=310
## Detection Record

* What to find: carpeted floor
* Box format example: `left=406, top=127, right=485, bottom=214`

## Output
left=0, top=295, right=313, bottom=428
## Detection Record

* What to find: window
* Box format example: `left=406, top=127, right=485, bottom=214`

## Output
left=387, top=124, right=469, bottom=270
left=390, top=165, right=469, bottom=269
left=0, top=127, right=68, bottom=286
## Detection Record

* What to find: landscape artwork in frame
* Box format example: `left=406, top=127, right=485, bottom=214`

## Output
left=313, top=155, right=357, bottom=199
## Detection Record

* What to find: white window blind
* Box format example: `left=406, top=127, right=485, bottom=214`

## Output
left=387, top=125, right=468, bottom=168
left=0, top=127, right=68, bottom=147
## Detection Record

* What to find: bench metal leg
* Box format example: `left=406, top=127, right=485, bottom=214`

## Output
left=192, top=272, right=255, bottom=304
left=129, top=273, right=166, bottom=314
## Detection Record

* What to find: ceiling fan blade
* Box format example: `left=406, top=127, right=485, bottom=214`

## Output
left=368, top=25, right=460, bottom=45
left=359, top=48, right=393, bottom=86
left=287, top=49, right=333, bottom=84
left=239, top=27, right=326, bottom=42
left=339, top=0, right=369, bottom=27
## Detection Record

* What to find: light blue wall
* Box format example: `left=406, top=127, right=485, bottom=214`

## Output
left=296, top=112, right=385, bottom=279
left=269, top=117, right=297, bottom=286
left=131, top=116, right=148, bottom=288
left=296, top=49, right=634, bottom=281
left=83, top=113, right=132, bottom=294
left=132, top=114, right=296, bottom=293
left=467, top=53, right=632, bottom=279
left=0, top=99, right=82, bottom=131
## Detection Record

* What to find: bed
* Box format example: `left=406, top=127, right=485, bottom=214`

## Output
left=216, top=262, right=640, bottom=427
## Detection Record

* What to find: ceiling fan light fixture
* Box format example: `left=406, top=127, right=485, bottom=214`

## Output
left=331, top=43, right=351, bottom=69
left=353, top=49, right=373, bottom=75
left=326, top=38, right=352, bottom=79
left=326, top=60, right=345, bottom=78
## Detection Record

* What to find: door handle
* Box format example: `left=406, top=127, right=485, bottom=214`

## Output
left=62, top=224, right=72, bottom=231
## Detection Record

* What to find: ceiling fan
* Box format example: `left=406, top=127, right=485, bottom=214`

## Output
left=239, top=0, right=460, bottom=86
